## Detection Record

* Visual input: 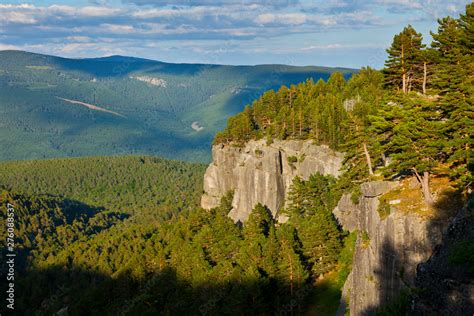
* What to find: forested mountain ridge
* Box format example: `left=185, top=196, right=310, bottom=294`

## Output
left=0, top=50, right=354, bottom=162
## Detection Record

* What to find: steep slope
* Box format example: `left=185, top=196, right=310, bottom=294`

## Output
left=0, top=50, right=355, bottom=162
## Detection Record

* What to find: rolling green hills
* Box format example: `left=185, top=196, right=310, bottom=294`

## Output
left=0, top=50, right=355, bottom=162
left=0, top=155, right=205, bottom=221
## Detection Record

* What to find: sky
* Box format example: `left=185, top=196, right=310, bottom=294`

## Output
left=0, top=0, right=471, bottom=68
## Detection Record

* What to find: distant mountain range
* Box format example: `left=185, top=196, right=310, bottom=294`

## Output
left=0, top=50, right=355, bottom=162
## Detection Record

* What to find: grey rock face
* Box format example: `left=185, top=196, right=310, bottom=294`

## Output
left=333, top=193, right=358, bottom=232
left=201, top=139, right=343, bottom=222
left=333, top=181, right=447, bottom=315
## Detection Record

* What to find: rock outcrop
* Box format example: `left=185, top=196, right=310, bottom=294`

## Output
left=334, top=181, right=448, bottom=315
left=201, top=139, right=343, bottom=222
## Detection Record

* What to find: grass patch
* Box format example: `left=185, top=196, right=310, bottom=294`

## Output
left=377, top=196, right=391, bottom=220
left=376, top=177, right=463, bottom=220
left=361, top=230, right=370, bottom=249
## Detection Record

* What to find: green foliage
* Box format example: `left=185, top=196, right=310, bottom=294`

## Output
left=214, top=72, right=355, bottom=150
left=254, top=149, right=264, bottom=157
left=384, top=25, right=426, bottom=93
left=337, top=232, right=357, bottom=284
left=286, top=173, right=344, bottom=276
left=2, top=4, right=474, bottom=314
left=350, top=185, right=362, bottom=204
left=305, top=231, right=356, bottom=316
left=449, top=241, right=474, bottom=273
left=286, top=173, right=340, bottom=218
left=340, top=68, right=386, bottom=182
left=430, top=5, right=474, bottom=188
left=0, top=156, right=205, bottom=219
left=2, top=158, right=348, bottom=315
left=385, top=96, right=443, bottom=174
left=377, top=197, right=391, bottom=220
left=0, top=190, right=125, bottom=267
left=287, top=155, right=298, bottom=164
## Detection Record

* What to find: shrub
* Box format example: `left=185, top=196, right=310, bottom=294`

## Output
left=287, top=155, right=298, bottom=164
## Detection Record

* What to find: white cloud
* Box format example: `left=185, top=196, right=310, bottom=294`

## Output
left=301, top=43, right=385, bottom=51
left=48, top=5, right=122, bottom=17
left=256, top=12, right=307, bottom=25
left=0, top=43, right=20, bottom=50
left=66, top=36, right=91, bottom=42
left=100, top=24, right=135, bottom=34
left=301, top=44, right=346, bottom=50
left=0, top=12, right=37, bottom=24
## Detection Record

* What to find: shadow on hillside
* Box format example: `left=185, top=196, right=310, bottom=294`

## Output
left=2, top=264, right=317, bottom=316
left=411, top=190, right=474, bottom=315
left=360, top=186, right=473, bottom=315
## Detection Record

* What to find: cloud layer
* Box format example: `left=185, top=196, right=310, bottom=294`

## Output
left=0, top=0, right=470, bottom=67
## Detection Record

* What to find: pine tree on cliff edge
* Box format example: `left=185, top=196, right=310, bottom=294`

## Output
left=384, top=25, right=425, bottom=93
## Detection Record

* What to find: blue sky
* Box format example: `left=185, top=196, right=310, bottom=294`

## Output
left=0, top=0, right=470, bottom=68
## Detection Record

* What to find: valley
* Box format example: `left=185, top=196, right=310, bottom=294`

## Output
left=0, top=51, right=354, bottom=162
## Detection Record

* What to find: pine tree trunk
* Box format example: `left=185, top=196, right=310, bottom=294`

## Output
left=407, top=68, right=413, bottom=92
left=292, top=109, right=295, bottom=136
left=299, top=108, right=302, bottom=136
left=423, top=61, right=427, bottom=95
left=401, top=44, right=406, bottom=93
left=363, top=142, right=374, bottom=176
left=381, top=153, right=389, bottom=167
left=413, top=169, right=434, bottom=205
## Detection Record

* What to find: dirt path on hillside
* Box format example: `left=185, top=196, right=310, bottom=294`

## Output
left=56, top=97, right=127, bottom=118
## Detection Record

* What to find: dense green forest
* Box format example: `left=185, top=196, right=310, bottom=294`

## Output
left=0, top=156, right=205, bottom=220
left=1, top=4, right=473, bottom=315
left=0, top=159, right=354, bottom=315
left=0, top=51, right=353, bottom=162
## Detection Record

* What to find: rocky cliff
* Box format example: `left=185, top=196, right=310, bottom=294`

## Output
left=201, top=139, right=468, bottom=314
left=333, top=181, right=448, bottom=315
left=201, top=139, right=343, bottom=222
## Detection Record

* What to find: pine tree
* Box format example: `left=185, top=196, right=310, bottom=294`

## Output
left=342, top=114, right=377, bottom=179
left=297, top=212, right=342, bottom=276
left=376, top=95, right=444, bottom=204
left=431, top=6, right=474, bottom=189
left=244, top=203, right=274, bottom=238
left=275, top=224, right=308, bottom=310
left=384, top=25, right=425, bottom=93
